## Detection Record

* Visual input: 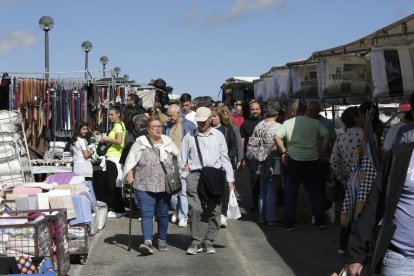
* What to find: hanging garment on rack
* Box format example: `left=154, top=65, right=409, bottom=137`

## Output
left=59, top=88, right=63, bottom=130
left=115, top=86, right=121, bottom=103
left=65, top=89, right=71, bottom=130
left=83, top=89, right=87, bottom=122
left=37, top=99, right=44, bottom=137
left=71, top=90, right=75, bottom=129
left=45, top=89, right=50, bottom=129
left=51, top=89, right=57, bottom=133
left=9, top=79, right=14, bottom=110
left=0, top=73, right=11, bottom=110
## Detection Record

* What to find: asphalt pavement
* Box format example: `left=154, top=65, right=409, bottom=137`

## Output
left=68, top=168, right=345, bottom=276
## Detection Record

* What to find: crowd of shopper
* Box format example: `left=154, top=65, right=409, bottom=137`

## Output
left=69, top=88, right=414, bottom=275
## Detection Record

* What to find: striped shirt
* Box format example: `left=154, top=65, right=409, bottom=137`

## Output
left=178, top=127, right=235, bottom=182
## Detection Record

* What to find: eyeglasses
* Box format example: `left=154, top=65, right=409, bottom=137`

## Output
left=234, top=103, right=242, bottom=106
left=150, top=125, right=163, bottom=129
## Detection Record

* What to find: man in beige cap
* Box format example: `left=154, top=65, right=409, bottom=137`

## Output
left=178, top=107, right=235, bottom=255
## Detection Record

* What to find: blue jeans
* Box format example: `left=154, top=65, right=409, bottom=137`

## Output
left=259, top=174, right=281, bottom=223
left=135, top=189, right=169, bottom=241
left=170, top=177, right=188, bottom=220
left=382, top=249, right=414, bottom=275
left=284, top=157, right=325, bottom=226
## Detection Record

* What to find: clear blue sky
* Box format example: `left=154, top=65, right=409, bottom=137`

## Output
left=0, top=0, right=411, bottom=99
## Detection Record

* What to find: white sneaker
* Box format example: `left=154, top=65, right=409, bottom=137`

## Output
left=107, top=211, right=123, bottom=218
left=220, top=215, right=228, bottom=228
left=138, top=217, right=155, bottom=222
left=171, top=213, right=177, bottom=223
left=178, top=219, right=188, bottom=227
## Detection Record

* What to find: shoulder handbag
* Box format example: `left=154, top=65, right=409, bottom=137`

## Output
left=145, top=135, right=181, bottom=195
left=96, top=142, right=110, bottom=157
left=96, top=122, right=125, bottom=156
left=246, top=122, right=273, bottom=162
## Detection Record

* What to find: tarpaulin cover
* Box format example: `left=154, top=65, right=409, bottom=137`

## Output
left=254, top=79, right=265, bottom=102
left=136, top=89, right=156, bottom=109
left=263, top=76, right=275, bottom=102
left=318, top=56, right=371, bottom=100
left=371, top=45, right=414, bottom=99
left=290, top=64, right=319, bottom=99
left=271, top=68, right=290, bottom=100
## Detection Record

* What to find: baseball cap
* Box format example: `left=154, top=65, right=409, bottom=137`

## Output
left=194, top=107, right=212, bottom=122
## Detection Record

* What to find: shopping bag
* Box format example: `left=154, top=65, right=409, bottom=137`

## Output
left=227, top=190, right=241, bottom=220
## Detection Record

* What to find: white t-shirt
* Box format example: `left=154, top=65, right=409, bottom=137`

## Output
left=181, top=111, right=196, bottom=124
left=71, top=137, right=93, bottom=177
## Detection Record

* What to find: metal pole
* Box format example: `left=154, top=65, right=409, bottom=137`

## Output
left=45, top=30, right=49, bottom=79
left=84, top=51, right=89, bottom=79
left=103, top=64, right=106, bottom=78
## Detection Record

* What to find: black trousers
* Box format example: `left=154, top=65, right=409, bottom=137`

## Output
left=248, top=160, right=260, bottom=208
left=93, top=160, right=125, bottom=213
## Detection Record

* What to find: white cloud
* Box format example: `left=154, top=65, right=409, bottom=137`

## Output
left=184, top=5, right=200, bottom=24
left=0, top=31, right=38, bottom=55
left=0, top=0, right=31, bottom=10
left=204, top=0, right=287, bottom=28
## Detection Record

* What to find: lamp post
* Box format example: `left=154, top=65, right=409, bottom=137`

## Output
left=114, top=67, right=121, bottom=79
left=38, top=16, right=54, bottom=79
left=81, top=41, right=93, bottom=79
left=123, top=74, right=129, bottom=83
left=100, top=56, right=108, bottom=78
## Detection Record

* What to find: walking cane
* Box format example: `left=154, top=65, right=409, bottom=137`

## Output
left=128, top=184, right=133, bottom=251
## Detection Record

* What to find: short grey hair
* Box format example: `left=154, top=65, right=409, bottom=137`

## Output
left=265, top=101, right=281, bottom=118
left=132, top=114, right=148, bottom=129
left=307, top=100, right=321, bottom=110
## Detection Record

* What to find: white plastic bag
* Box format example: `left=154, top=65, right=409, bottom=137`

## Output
left=227, top=190, right=241, bottom=220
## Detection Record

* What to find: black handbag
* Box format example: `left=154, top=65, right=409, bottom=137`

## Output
left=146, top=135, right=182, bottom=195
left=96, top=122, right=125, bottom=156
left=96, top=143, right=110, bottom=156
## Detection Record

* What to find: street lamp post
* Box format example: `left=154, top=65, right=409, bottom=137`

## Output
left=38, top=16, right=54, bottom=79
left=114, top=67, right=121, bottom=79
left=100, top=56, right=108, bottom=78
left=81, top=41, right=93, bottom=79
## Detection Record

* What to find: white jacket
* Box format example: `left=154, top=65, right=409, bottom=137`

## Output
left=122, top=134, right=178, bottom=182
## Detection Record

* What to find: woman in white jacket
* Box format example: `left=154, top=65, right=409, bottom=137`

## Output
left=123, top=117, right=178, bottom=255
